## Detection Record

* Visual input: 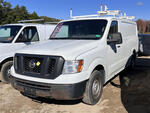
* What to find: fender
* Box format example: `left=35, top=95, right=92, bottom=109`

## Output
left=0, top=53, right=15, bottom=64
left=86, top=58, right=107, bottom=83
left=0, top=57, right=13, bottom=71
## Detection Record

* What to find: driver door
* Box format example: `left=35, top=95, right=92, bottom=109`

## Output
left=106, top=21, right=123, bottom=79
left=14, top=26, right=39, bottom=49
left=16, top=26, right=39, bottom=44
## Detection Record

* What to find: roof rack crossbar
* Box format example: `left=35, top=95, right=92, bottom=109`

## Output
left=18, top=19, right=44, bottom=23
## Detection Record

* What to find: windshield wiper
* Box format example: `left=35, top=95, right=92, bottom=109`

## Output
left=50, top=38, right=70, bottom=40
left=50, top=37, right=100, bottom=40
left=0, top=41, right=11, bottom=43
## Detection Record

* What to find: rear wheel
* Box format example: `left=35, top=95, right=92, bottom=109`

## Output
left=0, top=61, right=13, bottom=84
left=82, top=70, right=104, bottom=105
left=129, top=54, right=136, bottom=69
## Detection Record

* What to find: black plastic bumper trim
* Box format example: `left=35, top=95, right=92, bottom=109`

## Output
left=10, top=76, right=87, bottom=100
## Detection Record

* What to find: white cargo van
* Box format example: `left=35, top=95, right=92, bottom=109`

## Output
left=0, top=20, right=56, bottom=83
left=10, top=7, right=139, bottom=105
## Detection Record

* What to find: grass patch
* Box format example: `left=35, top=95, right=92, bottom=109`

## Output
left=144, top=32, right=150, bottom=34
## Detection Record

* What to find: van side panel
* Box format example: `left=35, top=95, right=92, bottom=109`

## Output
left=119, top=20, right=138, bottom=68
left=36, top=25, right=56, bottom=41
left=36, top=26, right=46, bottom=41
left=45, top=25, right=56, bottom=40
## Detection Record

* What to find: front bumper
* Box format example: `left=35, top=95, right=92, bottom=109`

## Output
left=11, top=66, right=89, bottom=84
left=10, top=76, right=87, bottom=100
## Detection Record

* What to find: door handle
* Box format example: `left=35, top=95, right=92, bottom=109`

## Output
left=117, top=45, right=121, bottom=48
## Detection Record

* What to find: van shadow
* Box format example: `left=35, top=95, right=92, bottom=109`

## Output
left=30, top=97, right=82, bottom=105
left=21, top=92, right=82, bottom=105
left=111, top=57, right=150, bottom=113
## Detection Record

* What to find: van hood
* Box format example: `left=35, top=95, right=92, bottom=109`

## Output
left=0, top=43, right=10, bottom=47
left=18, top=40, right=99, bottom=60
left=0, top=43, right=13, bottom=53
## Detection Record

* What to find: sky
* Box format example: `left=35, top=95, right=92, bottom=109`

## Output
left=6, top=0, right=150, bottom=20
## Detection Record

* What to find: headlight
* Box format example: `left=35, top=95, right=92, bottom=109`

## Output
left=63, top=60, right=84, bottom=74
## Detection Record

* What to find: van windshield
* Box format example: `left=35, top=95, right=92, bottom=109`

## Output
left=0, top=25, right=22, bottom=43
left=50, top=20, right=107, bottom=40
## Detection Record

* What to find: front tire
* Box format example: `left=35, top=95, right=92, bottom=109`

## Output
left=82, top=70, right=104, bottom=105
left=0, top=61, right=13, bottom=84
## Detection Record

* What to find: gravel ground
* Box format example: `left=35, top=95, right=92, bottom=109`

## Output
left=0, top=56, right=150, bottom=113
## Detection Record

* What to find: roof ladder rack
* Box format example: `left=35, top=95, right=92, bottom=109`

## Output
left=44, top=22, right=59, bottom=24
left=70, top=5, right=136, bottom=20
left=18, top=19, right=44, bottom=23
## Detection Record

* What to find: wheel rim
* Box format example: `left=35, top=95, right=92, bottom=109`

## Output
left=92, top=78, right=101, bottom=98
left=7, top=68, right=11, bottom=78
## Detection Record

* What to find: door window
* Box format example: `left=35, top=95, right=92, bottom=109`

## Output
left=0, top=26, right=22, bottom=43
left=108, top=21, right=118, bottom=39
left=16, top=27, right=39, bottom=43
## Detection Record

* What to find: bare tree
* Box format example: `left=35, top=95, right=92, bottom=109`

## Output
left=136, top=19, right=150, bottom=33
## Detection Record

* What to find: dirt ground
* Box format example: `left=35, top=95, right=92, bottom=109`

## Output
left=0, top=56, right=150, bottom=113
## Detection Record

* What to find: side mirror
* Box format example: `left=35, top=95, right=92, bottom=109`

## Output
left=107, top=32, right=122, bottom=44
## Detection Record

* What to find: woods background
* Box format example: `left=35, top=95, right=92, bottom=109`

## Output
left=137, top=20, right=150, bottom=34
left=0, top=0, right=150, bottom=34
left=0, top=0, right=59, bottom=25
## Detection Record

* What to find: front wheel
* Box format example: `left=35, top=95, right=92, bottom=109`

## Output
left=82, top=70, right=104, bottom=105
left=0, top=61, right=13, bottom=84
